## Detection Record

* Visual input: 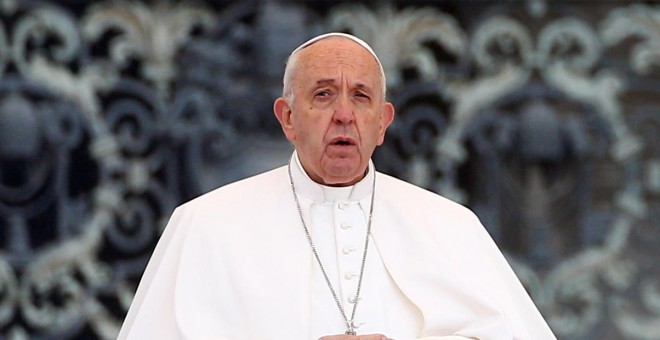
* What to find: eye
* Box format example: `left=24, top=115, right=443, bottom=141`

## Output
left=314, top=90, right=331, bottom=97
left=355, top=92, right=370, bottom=100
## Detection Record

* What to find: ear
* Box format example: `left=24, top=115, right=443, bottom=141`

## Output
left=377, top=101, right=395, bottom=145
left=274, top=97, right=296, bottom=142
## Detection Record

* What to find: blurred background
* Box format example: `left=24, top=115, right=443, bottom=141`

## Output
left=0, top=0, right=658, bottom=339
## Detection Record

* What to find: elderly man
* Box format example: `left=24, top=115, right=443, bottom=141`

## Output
left=119, top=33, right=556, bottom=339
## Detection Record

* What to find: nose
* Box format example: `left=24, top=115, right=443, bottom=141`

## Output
left=332, top=94, right=354, bottom=124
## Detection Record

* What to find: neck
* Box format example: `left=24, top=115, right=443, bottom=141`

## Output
left=291, top=153, right=377, bottom=203
left=295, top=156, right=369, bottom=187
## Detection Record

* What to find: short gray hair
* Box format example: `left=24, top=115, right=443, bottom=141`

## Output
left=282, top=32, right=387, bottom=103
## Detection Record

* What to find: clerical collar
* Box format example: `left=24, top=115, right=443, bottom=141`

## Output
left=290, top=151, right=375, bottom=203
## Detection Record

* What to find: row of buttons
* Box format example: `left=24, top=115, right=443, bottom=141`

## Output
left=336, top=201, right=364, bottom=329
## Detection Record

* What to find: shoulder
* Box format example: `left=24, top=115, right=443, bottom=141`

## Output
left=179, top=166, right=289, bottom=214
left=375, top=172, right=500, bottom=267
left=376, top=171, right=480, bottom=223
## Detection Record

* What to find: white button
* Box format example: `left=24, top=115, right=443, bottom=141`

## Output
left=352, top=321, right=365, bottom=329
left=338, top=202, right=349, bottom=210
left=344, top=272, right=358, bottom=280
left=340, top=222, right=352, bottom=229
left=343, top=246, right=357, bottom=255
left=348, top=295, right=361, bottom=304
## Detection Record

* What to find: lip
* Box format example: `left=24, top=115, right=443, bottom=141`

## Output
left=328, top=136, right=356, bottom=146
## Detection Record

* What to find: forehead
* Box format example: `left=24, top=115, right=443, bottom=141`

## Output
left=294, top=38, right=382, bottom=88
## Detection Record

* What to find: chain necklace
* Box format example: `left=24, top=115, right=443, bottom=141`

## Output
left=287, top=163, right=376, bottom=336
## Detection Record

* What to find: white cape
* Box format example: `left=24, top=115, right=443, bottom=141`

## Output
left=119, top=157, right=556, bottom=340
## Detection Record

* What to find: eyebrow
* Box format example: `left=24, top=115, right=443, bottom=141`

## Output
left=315, top=79, right=374, bottom=93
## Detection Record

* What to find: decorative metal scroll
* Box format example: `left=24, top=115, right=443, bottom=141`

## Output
left=0, top=1, right=657, bottom=339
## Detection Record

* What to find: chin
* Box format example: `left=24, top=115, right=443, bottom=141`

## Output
left=320, top=158, right=366, bottom=184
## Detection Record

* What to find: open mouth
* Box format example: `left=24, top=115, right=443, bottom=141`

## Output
left=330, top=137, right=355, bottom=146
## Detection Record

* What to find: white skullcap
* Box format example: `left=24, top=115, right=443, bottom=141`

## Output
left=289, top=32, right=386, bottom=86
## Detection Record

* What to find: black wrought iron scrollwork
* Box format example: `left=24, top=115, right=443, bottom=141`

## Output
left=0, top=1, right=657, bottom=339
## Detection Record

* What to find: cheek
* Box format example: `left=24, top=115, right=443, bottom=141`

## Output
left=358, top=114, right=381, bottom=136
left=301, top=112, right=331, bottom=134
left=293, top=120, right=320, bottom=146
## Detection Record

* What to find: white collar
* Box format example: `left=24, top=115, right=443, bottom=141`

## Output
left=290, top=151, right=375, bottom=203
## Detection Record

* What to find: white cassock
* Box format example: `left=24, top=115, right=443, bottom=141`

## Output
left=118, top=152, right=556, bottom=340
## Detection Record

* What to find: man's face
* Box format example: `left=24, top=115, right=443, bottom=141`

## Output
left=274, top=38, right=394, bottom=186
